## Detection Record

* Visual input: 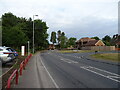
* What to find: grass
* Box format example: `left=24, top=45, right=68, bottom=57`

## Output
left=59, top=50, right=94, bottom=53
left=91, top=53, right=120, bottom=62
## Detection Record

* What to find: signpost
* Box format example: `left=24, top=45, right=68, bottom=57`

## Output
left=21, top=46, right=25, bottom=56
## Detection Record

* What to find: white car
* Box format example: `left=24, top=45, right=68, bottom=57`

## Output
left=0, top=46, right=15, bottom=64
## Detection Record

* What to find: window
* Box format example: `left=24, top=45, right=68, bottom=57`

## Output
left=0, top=49, right=3, bottom=51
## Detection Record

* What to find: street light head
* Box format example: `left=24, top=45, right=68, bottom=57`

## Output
left=35, top=15, right=38, bottom=16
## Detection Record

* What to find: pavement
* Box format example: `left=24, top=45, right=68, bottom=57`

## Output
left=14, top=52, right=56, bottom=88
left=14, top=50, right=120, bottom=88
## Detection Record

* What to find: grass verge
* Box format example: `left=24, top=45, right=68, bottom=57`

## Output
left=91, top=53, right=120, bottom=62
left=59, top=50, right=94, bottom=53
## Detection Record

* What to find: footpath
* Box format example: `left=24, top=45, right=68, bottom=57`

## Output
left=14, top=52, right=56, bottom=88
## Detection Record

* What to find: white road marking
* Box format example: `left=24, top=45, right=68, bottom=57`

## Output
left=49, top=53, right=78, bottom=64
left=40, top=56, right=59, bottom=88
left=80, top=66, right=120, bottom=83
left=88, top=66, right=120, bottom=77
left=60, top=58, right=77, bottom=64
left=108, top=76, right=120, bottom=78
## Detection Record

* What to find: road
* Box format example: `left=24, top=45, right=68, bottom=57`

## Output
left=40, top=50, right=120, bottom=88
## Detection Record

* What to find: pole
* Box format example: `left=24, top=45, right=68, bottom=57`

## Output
left=33, top=15, right=38, bottom=53
left=0, top=18, right=2, bottom=46
left=28, top=41, right=30, bottom=55
left=33, top=15, right=34, bottom=54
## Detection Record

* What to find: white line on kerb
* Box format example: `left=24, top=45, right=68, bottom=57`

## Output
left=40, top=56, right=59, bottom=88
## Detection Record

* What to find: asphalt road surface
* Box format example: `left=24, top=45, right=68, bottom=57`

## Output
left=40, top=50, right=120, bottom=88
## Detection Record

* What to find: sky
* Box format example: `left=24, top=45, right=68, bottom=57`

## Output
left=0, top=0, right=119, bottom=42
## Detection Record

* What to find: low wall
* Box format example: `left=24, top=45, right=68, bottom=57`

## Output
left=81, top=46, right=115, bottom=51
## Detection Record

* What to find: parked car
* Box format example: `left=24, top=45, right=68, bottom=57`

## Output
left=0, top=46, right=17, bottom=64
left=10, top=48, right=18, bottom=57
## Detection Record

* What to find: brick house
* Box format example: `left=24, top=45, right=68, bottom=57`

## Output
left=48, top=44, right=55, bottom=50
left=76, top=37, right=105, bottom=49
left=84, top=40, right=105, bottom=47
left=116, top=41, right=120, bottom=50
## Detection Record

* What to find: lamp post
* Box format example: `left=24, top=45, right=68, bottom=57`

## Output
left=33, top=15, right=38, bottom=53
left=28, top=41, right=30, bottom=55
left=0, top=18, right=2, bottom=46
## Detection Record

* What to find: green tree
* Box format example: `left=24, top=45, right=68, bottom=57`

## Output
left=68, top=37, right=77, bottom=47
left=2, top=12, right=19, bottom=27
left=60, top=36, right=68, bottom=48
left=57, top=30, right=61, bottom=45
left=2, top=12, right=28, bottom=48
left=34, top=20, right=49, bottom=50
left=111, top=34, right=120, bottom=46
left=91, top=36, right=100, bottom=40
left=3, top=25, right=28, bottom=48
left=50, top=31, right=56, bottom=44
left=102, top=35, right=111, bottom=46
left=60, top=32, right=68, bottom=48
left=2, top=12, right=49, bottom=51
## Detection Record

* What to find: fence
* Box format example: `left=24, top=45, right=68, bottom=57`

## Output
left=6, top=54, right=32, bottom=89
left=81, top=46, right=115, bottom=51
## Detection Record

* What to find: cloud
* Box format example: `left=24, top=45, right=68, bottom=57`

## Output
left=0, top=0, right=118, bottom=42
left=65, top=16, right=117, bottom=39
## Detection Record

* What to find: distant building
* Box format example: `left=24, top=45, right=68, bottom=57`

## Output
left=48, top=44, right=55, bottom=50
left=84, top=40, right=105, bottom=47
left=116, top=41, right=120, bottom=50
left=76, top=37, right=105, bottom=49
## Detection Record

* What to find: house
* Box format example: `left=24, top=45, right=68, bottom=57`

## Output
left=76, top=37, right=105, bottom=49
left=116, top=41, right=120, bottom=48
left=116, top=41, right=120, bottom=50
left=48, top=44, right=55, bottom=50
left=84, top=40, right=105, bottom=47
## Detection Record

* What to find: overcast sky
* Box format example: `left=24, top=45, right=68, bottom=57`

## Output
left=0, top=0, right=119, bottom=42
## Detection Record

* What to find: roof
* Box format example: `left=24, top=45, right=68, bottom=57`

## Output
left=77, top=37, right=95, bottom=42
left=84, top=40, right=98, bottom=46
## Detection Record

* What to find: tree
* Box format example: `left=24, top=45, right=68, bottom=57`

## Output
left=59, top=32, right=68, bottom=48
left=34, top=20, right=49, bottom=50
left=2, top=12, right=49, bottom=51
left=3, top=25, right=28, bottom=48
left=60, top=36, right=68, bottom=48
left=57, top=30, right=61, bottom=44
left=2, top=12, right=19, bottom=27
left=111, top=34, right=120, bottom=46
left=68, top=37, right=77, bottom=47
left=2, top=12, right=28, bottom=48
left=50, top=31, right=56, bottom=44
left=91, top=36, right=100, bottom=40
left=102, top=35, right=111, bottom=46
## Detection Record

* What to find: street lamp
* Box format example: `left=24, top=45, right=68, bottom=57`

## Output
left=0, top=18, right=2, bottom=46
left=33, top=15, right=38, bottom=53
left=28, top=41, right=30, bottom=55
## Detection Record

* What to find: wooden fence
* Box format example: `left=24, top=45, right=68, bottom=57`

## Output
left=81, top=46, right=115, bottom=51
